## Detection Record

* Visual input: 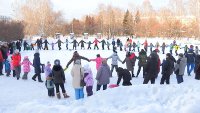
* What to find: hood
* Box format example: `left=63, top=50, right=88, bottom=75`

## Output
left=34, top=53, right=40, bottom=58
left=129, top=53, right=135, bottom=59
left=53, top=65, right=62, bottom=71
left=113, top=52, right=117, bottom=56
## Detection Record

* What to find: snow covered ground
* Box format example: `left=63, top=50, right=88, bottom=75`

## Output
left=0, top=37, right=200, bottom=113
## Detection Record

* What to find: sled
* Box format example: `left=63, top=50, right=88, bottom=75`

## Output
left=109, top=84, right=118, bottom=88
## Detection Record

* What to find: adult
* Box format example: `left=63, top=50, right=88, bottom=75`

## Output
left=12, top=50, right=21, bottom=80
left=185, top=48, right=196, bottom=76
left=136, top=49, right=147, bottom=78
left=122, top=52, right=136, bottom=77
left=56, top=39, right=63, bottom=50
left=35, top=39, right=41, bottom=50
left=160, top=53, right=174, bottom=84
left=23, top=40, right=28, bottom=51
left=32, top=50, right=43, bottom=82
left=66, top=51, right=90, bottom=69
left=96, top=59, right=111, bottom=91
left=100, top=39, right=106, bottom=50
left=143, top=52, right=159, bottom=84
left=0, top=45, right=3, bottom=75
left=16, top=40, right=21, bottom=52
left=161, top=42, right=166, bottom=54
left=117, top=38, right=120, bottom=47
left=71, top=60, right=84, bottom=100
left=116, top=67, right=132, bottom=86
left=1, top=44, right=9, bottom=60
left=72, top=39, right=78, bottom=50
left=112, top=39, right=116, bottom=50
left=78, top=39, right=86, bottom=50
left=174, top=53, right=187, bottom=84
left=43, top=39, right=49, bottom=50
left=8, top=42, right=14, bottom=54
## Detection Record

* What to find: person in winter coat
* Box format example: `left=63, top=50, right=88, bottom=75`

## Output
left=136, top=49, right=147, bottom=78
left=149, top=43, right=154, bottom=53
left=83, top=64, right=94, bottom=96
left=195, top=60, right=200, bottom=80
left=32, top=50, right=43, bottom=82
left=12, top=50, right=21, bottom=80
left=132, top=41, right=136, bottom=52
left=71, top=39, right=78, bottom=50
left=78, top=39, right=86, bottom=50
left=52, top=59, right=69, bottom=99
left=119, top=41, right=123, bottom=51
left=107, top=51, right=122, bottom=76
left=93, top=38, right=100, bottom=50
left=51, top=42, right=55, bottom=50
left=194, top=54, right=200, bottom=75
left=23, top=41, right=28, bottom=51
left=107, top=40, right=111, bottom=50
left=44, top=61, right=55, bottom=97
left=112, top=39, right=116, bottom=50
left=31, top=43, right=35, bottom=50
left=8, top=42, right=14, bottom=54
left=1, top=44, right=9, bottom=60
left=0, top=47, right=3, bottom=75
left=116, top=67, right=132, bottom=86
left=184, top=45, right=189, bottom=54
left=4, top=58, right=11, bottom=77
left=137, top=41, right=140, bottom=52
left=169, top=43, right=174, bottom=55
left=160, top=53, right=174, bottom=84
left=96, top=59, right=111, bottom=91
left=66, top=51, right=90, bottom=69
left=174, top=44, right=180, bottom=56
left=174, top=53, right=187, bottom=83
left=10, top=56, right=15, bottom=77
left=16, top=40, right=21, bottom=52
left=35, top=39, right=41, bottom=50
left=71, top=60, right=84, bottom=100
left=122, top=52, right=136, bottom=77
left=100, top=39, right=106, bottom=50
left=43, top=39, right=49, bottom=50
left=185, top=49, right=196, bottom=76
left=21, top=56, right=33, bottom=80
left=143, top=40, right=148, bottom=52
left=56, top=39, right=63, bottom=50
left=161, top=43, right=166, bottom=54
left=143, top=52, right=159, bottom=84
left=117, top=38, right=120, bottom=47
left=195, top=46, right=199, bottom=55
left=90, top=54, right=106, bottom=71
left=66, top=38, right=69, bottom=50
left=45, top=73, right=55, bottom=97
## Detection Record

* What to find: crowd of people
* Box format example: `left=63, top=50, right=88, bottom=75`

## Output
left=0, top=37, right=200, bottom=100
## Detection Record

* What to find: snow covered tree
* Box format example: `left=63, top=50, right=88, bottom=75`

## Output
left=123, top=10, right=134, bottom=35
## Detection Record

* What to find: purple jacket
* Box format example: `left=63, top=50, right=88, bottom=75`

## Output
left=44, top=65, right=52, bottom=77
left=84, top=69, right=94, bottom=86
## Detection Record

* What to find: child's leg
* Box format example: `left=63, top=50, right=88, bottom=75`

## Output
left=86, top=86, right=93, bottom=96
left=13, top=70, right=16, bottom=77
left=79, top=88, right=84, bottom=99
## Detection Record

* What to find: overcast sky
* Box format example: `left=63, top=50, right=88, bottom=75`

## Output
left=0, top=0, right=169, bottom=21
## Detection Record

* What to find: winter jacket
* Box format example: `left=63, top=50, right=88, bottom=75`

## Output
left=161, top=58, right=174, bottom=76
left=93, top=39, right=100, bottom=45
left=195, top=55, right=200, bottom=73
left=4, top=59, right=10, bottom=71
left=21, top=58, right=32, bottom=73
left=185, top=49, right=196, bottom=64
left=71, top=64, right=84, bottom=88
left=56, top=39, right=63, bottom=46
left=12, top=53, right=21, bottom=67
left=174, top=57, right=187, bottom=75
left=45, top=77, right=54, bottom=89
left=52, top=65, right=65, bottom=84
left=96, top=64, right=111, bottom=85
left=137, top=51, right=147, bottom=67
left=90, top=57, right=104, bottom=70
left=33, top=53, right=41, bottom=74
left=145, top=53, right=159, bottom=79
left=84, top=68, right=94, bottom=87
left=1, top=46, right=8, bottom=59
left=78, top=40, right=86, bottom=47
left=44, top=65, right=52, bottom=77
left=0, top=51, right=3, bottom=62
left=108, top=52, right=122, bottom=65
left=66, top=54, right=89, bottom=68
left=116, top=67, right=132, bottom=86
left=174, top=45, right=180, bottom=51
left=122, top=54, right=136, bottom=71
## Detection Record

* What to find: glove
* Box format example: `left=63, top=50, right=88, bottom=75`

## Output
left=63, top=67, right=68, bottom=71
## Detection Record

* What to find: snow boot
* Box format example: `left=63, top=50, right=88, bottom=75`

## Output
left=63, top=93, right=70, bottom=98
left=56, top=92, right=61, bottom=99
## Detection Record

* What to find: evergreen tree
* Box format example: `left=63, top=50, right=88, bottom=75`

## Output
left=123, top=10, right=133, bottom=35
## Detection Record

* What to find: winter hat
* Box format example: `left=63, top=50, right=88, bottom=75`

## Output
left=24, top=56, right=28, bottom=59
left=47, top=61, right=51, bottom=66
left=179, top=53, right=184, bottom=58
left=14, top=49, right=19, bottom=54
left=84, top=64, right=91, bottom=73
left=54, top=59, right=60, bottom=65
left=74, top=59, right=81, bottom=65
left=166, top=53, right=171, bottom=58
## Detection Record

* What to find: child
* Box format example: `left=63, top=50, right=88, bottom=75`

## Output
left=51, top=42, right=55, bottom=50
left=83, top=64, right=94, bottom=97
left=90, top=54, right=105, bottom=71
left=21, top=56, right=33, bottom=80
left=52, top=59, right=69, bottom=99
left=45, top=74, right=55, bottom=97
left=10, top=56, right=16, bottom=77
left=4, top=58, right=11, bottom=77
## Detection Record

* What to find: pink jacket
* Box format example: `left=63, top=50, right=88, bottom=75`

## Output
left=10, top=60, right=14, bottom=70
left=90, top=57, right=104, bottom=70
left=21, top=59, right=33, bottom=72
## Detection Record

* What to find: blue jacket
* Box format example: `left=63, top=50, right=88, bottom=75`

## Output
left=4, top=60, right=10, bottom=71
left=33, top=53, right=41, bottom=74
left=185, top=49, right=196, bottom=64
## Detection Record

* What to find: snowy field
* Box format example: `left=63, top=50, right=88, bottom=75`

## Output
left=0, top=37, right=200, bottom=113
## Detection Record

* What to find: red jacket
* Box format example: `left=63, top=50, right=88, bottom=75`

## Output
left=93, top=39, right=99, bottom=45
left=0, top=51, right=3, bottom=62
left=12, top=53, right=21, bottom=67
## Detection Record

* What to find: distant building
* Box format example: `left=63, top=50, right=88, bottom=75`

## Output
left=0, top=15, right=12, bottom=22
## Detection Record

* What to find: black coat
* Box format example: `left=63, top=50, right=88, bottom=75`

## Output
left=145, top=53, right=159, bottom=79
left=52, top=65, right=65, bottom=84
left=33, top=53, right=41, bottom=74
left=72, top=40, right=78, bottom=47
left=1, top=46, right=8, bottom=59
left=78, top=40, right=86, bottom=47
left=43, top=40, right=49, bottom=46
left=101, top=40, right=106, bottom=46
left=161, top=58, right=174, bottom=76
left=195, top=55, right=200, bottom=73
left=117, top=67, right=132, bottom=86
